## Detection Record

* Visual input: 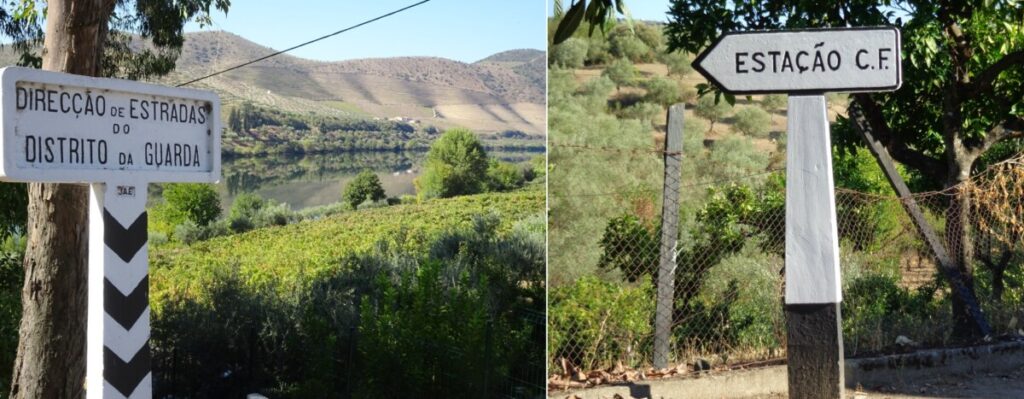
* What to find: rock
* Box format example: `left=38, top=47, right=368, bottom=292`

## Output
left=895, top=335, right=918, bottom=347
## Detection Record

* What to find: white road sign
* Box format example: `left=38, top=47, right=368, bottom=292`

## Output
left=693, top=27, right=901, bottom=94
left=0, top=66, right=221, bottom=183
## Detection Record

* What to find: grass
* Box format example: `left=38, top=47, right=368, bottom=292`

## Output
left=150, top=188, right=544, bottom=305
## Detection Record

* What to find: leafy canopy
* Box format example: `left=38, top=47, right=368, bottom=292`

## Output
left=416, top=128, right=490, bottom=199
left=343, top=170, right=387, bottom=209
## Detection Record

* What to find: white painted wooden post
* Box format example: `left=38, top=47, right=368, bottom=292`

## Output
left=0, top=67, right=220, bottom=399
left=88, top=179, right=151, bottom=398
left=692, top=27, right=902, bottom=399
left=784, top=95, right=843, bottom=398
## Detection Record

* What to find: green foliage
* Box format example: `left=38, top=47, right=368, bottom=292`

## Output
left=549, top=276, right=654, bottom=370
left=551, top=37, right=589, bottom=68
left=228, top=192, right=264, bottom=233
left=732, top=106, right=772, bottom=138
left=0, top=182, right=27, bottom=238
left=618, top=101, right=664, bottom=127
left=357, top=215, right=544, bottom=397
left=602, top=58, right=638, bottom=90
left=706, top=135, right=769, bottom=180
left=417, top=129, right=490, bottom=199
left=660, top=51, right=693, bottom=77
left=343, top=170, right=387, bottom=209
left=221, top=103, right=432, bottom=157
left=485, top=160, right=526, bottom=192
left=761, top=94, right=786, bottom=113
left=0, top=233, right=24, bottom=394
left=162, top=183, right=222, bottom=227
left=842, top=273, right=944, bottom=354
left=643, top=76, right=682, bottom=107
left=608, top=24, right=654, bottom=62
left=693, top=95, right=733, bottom=130
left=598, top=215, right=658, bottom=282
left=151, top=206, right=545, bottom=397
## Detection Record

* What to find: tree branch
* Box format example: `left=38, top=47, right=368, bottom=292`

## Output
left=851, top=94, right=947, bottom=182
left=975, top=117, right=1024, bottom=158
left=967, top=50, right=1024, bottom=99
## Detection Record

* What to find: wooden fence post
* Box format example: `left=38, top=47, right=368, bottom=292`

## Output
left=654, top=104, right=684, bottom=370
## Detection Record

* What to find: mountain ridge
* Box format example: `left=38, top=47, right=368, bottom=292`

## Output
left=164, top=31, right=545, bottom=134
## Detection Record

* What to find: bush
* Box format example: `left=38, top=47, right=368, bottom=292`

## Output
left=761, top=94, right=786, bottom=113
left=0, top=233, right=24, bottom=394
left=254, top=201, right=294, bottom=227
left=618, top=101, right=664, bottom=127
left=732, top=106, right=772, bottom=138
left=609, top=25, right=653, bottom=62
left=586, top=34, right=612, bottom=65
left=551, top=37, right=588, bottom=68
left=643, top=77, right=682, bottom=107
left=602, top=58, right=637, bottom=91
left=163, top=183, right=222, bottom=227
left=486, top=160, right=525, bottom=192
left=0, top=183, right=26, bottom=238
left=660, top=51, right=692, bottom=77
left=549, top=276, right=654, bottom=371
left=227, top=193, right=264, bottom=233
left=693, top=95, right=733, bottom=131
left=416, top=129, right=489, bottom=199
left=343, top=170, right=387, bottom=209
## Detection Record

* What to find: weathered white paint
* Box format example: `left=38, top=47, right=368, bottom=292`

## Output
left=785, top=95, right=842, bottom=304
left=0, top=66, right=220, bottom=184
left=693, top=28, right=901, bottom=94
left=88, top=179, right=152, bottom=398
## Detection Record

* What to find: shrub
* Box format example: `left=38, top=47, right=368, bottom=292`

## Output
left=163, top=183, right=222, bottom=227
left=732, top=106, right=772, bottom=138
left=609, top=25, right=653, bottom=62
left=693, top=95, right=733, bottom=131
left=550, top=37, right=588, bottom=68
left=586, top=34, right=612, bottom=64
left=619, top=101, right=664, bottom=127
left=549, top=276, right=654, bottom=371
left=486, top=160, right=525, bottom=192
left=602, top=58, right=637, bottom=91
left=761, top=94, right=786, bottom=113
left=254, top=201, right=293, bottom=227
left=643, top=77, right=682, bottom=107
left=0, top=183, right=26, bottom=239
left=416, top=129, right=489, bottom=199
left=343, top=170, right=387, bottom=209
left=660, top=51, right=692, bottom=77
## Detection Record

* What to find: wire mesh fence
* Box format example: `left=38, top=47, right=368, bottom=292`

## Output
left=547, top=133, right=1024, bottom=390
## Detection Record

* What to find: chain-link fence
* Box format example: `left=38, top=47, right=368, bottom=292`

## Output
left=548, top=124, right=1024, bottom=390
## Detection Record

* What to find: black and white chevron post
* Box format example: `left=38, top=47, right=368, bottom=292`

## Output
left=89, top=181, right=152, bottom=398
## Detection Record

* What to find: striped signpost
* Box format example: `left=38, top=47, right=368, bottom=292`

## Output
left=0, top=66, right=220, bottom=398
left=694, top=28, right=901, bottom=398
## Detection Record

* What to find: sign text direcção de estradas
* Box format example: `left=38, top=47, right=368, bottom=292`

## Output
left=0, top=67, right=221, bottom=184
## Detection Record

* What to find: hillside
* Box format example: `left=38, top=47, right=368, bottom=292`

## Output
left=150, top=188, right=544, bottom=296
left=162, top=31, right=546, bottom=135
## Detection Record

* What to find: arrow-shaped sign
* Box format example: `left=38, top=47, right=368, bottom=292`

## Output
left=692, top=27, right=901, bottom=95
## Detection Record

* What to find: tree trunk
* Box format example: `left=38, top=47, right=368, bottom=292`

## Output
left=9, top=1, right=114, bottom=398
left=945, top=157, right=982, bottom=339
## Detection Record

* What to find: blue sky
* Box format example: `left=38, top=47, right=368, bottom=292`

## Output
left=184, top=1, right=547, bottom=63
left=547, top=1, right=670, bottom=22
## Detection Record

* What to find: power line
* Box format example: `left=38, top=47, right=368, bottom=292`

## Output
left=176, top=0, right=432, bottom=87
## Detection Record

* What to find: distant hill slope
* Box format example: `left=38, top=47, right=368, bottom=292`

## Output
left=160, top=31, right=545, bottom=135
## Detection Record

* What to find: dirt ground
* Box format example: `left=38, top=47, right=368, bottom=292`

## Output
left=752, top=367, right=1024, bottom=399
